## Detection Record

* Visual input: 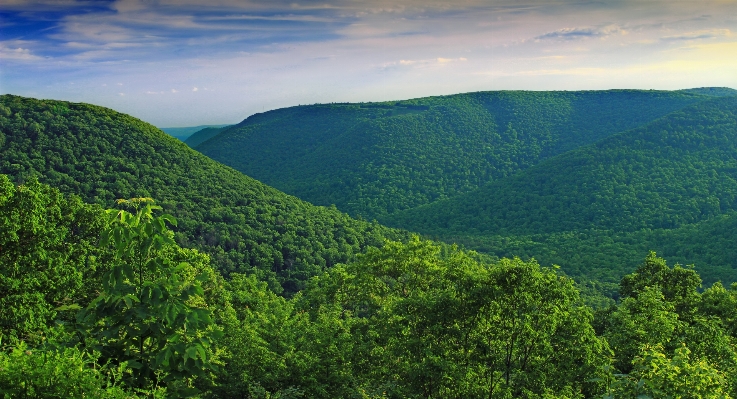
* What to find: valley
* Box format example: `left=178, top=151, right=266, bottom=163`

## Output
left=3, top=89, right=737, bottom=397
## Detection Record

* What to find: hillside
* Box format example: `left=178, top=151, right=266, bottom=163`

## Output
left=184, top=125, right=232, bottom=147
left=388, top=96, right=737, bottom=285
left=160, top=124, right=231, bottom=141
left=195, top=90, right=712, bottom=219
left=0, top=95, right=406, bottom=293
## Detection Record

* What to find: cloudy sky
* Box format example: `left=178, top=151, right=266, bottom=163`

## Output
left=1, top=0, right=736, bottom=127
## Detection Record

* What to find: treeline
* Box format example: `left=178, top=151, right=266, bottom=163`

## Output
left=0, top=95, right=408, bottom=294
left=195, top=90, right=710, bottom=219
left=3, top=176, right=737, bottom=398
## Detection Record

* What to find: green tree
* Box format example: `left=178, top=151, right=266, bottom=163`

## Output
left=77, top=198, right=221, bottom=395
left=604, top=344, right=731, bottom=399
left=0, top=174, right=105, bottom=342
left=0, top=337, right=151, bottom=399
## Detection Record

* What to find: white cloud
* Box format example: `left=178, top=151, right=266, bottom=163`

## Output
left=193, top=87, right=198, bottom=91
left=0, top=45, right=44, bottom=61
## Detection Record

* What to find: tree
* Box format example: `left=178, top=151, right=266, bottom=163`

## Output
left=0, top=174, right=105, bottom=342
left=77, top=198, right=221, bottom=395
left=604, top=344, right=731, bottom=399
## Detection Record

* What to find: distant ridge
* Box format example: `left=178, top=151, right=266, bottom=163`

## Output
left=160, top=124, right=231, bottom=141
left=678, top=87, right=737, bottom=97
left=184, top=125, right=232, bottom=147
left=387, top=96, right=737, bottom=285
left=194, top=89, right=713, bottom=220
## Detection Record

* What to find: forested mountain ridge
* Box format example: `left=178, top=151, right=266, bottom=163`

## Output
left=195, top=89, right=714, bottom=219
left=5, top=92, right=737, bottom=397
left=0, top=94, right=407, bottom=293
left=389, top=96, right=737, bottom=235
left=388, top=96, right=737, bottom=286
left=678, top=87, right=737, bottom=97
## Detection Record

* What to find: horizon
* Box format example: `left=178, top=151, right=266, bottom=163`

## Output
left=2, top=0, right=737, bottom=126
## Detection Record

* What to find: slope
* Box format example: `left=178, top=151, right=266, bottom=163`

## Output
left=195, top=90, right=713, bottom=220
left=184, top=125, right=232, bottom=147
left=0, top=95, right=406, bottom=294
left=387, top=96, right=737, bottom=285
left=160, top=124, right=231, bottom=141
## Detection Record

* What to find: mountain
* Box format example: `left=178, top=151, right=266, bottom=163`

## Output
left=184, top=125, right=232, bottom=147
left=387, top=96, right=737, bottom=285
left=194, top=90, right=713, bottom=220
left=160, top=124, right=231, bottom=141
left=0, top=95, right=406, bottom=293
left=678, top=87, right=737, bottom=97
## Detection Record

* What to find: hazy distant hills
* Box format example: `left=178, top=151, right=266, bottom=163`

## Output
left=194, top=90, right=717, bottom=220
left=0, top=95, right=405, bottom=293
left=184, top=125, right=232, bottom=147
left=160, top=124, right=231, bottom=141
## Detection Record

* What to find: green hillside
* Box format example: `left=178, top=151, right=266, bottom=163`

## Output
left=0, top=95, right=406, bottom=293
left=184, top=125, right=232, bottom=147
left=160, top=124, right=231, bottom=141
left=195, top=90, right=711, bottom=219
left=388, top=96, right=737, bottom=285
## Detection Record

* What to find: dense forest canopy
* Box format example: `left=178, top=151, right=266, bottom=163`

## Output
left=0, top=94, right=407, bottom=294
left=387, top=96, right=737, bottom=287
left=3, top=91, right=737, bottom=397
left=3, top=176, right=737, bottom=397
left=195, top=90, right=719, bottom=220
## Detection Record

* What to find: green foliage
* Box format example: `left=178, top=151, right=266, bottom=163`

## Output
left=196, top=90, right=708, bottom=220
left=295, top=237, right=608, bottom=398
left=76, top=199, right=221, bottom=394
left=0, top=174, right=106, bottom=342
left=604, top=344, right=732, bottom=399
left=0, top=95, right=406, bottom=294
left=0, top=339, right=149, bottom=399
left=598, top=253, right=737, bottom=396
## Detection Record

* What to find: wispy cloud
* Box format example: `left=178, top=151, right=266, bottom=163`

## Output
left=2, top=0, right=737, bottom=126
left=660, top=29, right=731, bottom=42
left=534, top=25, right=625, bottom=41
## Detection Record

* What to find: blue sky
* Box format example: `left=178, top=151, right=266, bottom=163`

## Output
left=1, top=0, right=736, bottom=127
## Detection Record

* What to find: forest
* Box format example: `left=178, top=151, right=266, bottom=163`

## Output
left=2, top=91, right=737, bottom=397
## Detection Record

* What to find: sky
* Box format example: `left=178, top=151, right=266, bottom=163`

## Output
left=1, top=0, right=736, bottom=127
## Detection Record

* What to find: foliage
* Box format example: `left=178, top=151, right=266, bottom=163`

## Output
left=4, top=93, right=737, bottom=398
left=294, top=237, right=608, bottom=398
left=0, top=95, right=407, bottom=294
left=604, top=345, right=731, bottom=399
left=0, top=174, right=106, bottom=342
left=76, top=198, right=222, bottom=394
left=598, top=253, right=737, bottom=396
left=3, top=176, right=737, bottom=397
left=0, top=338, right=152, bottom=399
